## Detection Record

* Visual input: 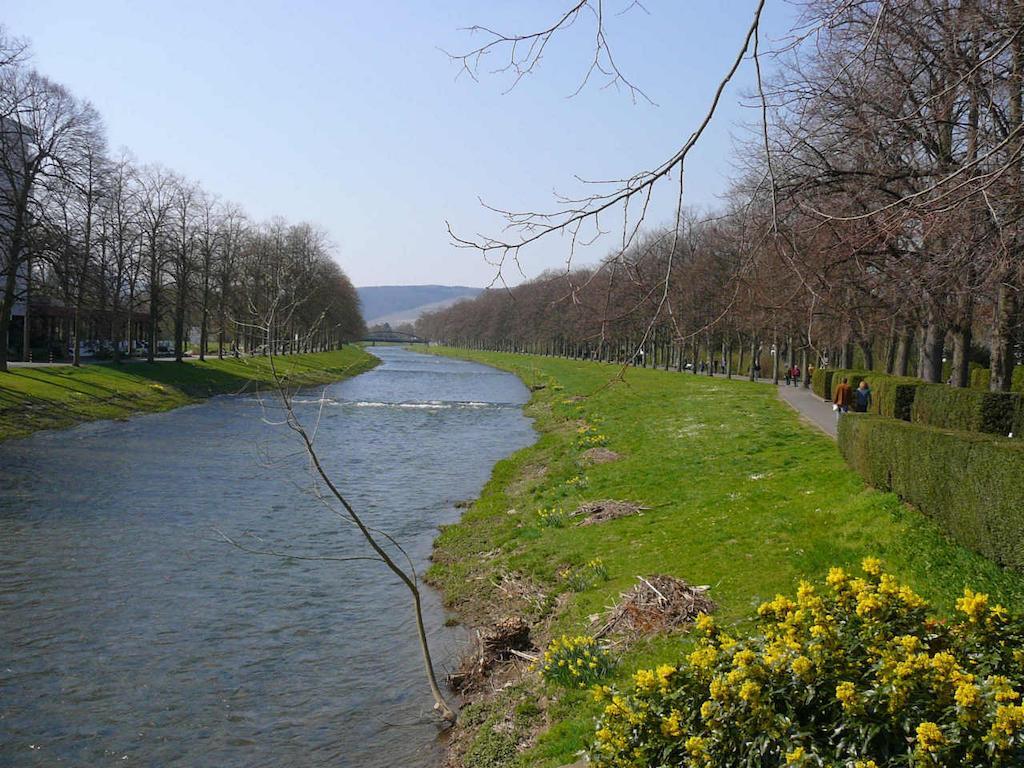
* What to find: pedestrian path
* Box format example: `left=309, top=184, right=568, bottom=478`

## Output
left=775, top=381, right=837, bottom=439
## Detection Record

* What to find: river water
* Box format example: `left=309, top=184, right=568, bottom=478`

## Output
left=0, top=348, right=534, bottom=767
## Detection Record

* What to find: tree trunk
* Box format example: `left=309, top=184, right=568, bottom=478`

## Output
left=894, top=330, right=911, bottom=377
left=20, top=256, right=31, bottom=362
left=858, top=340, right=874, bottom=372
left=990, top=281, right=1018, bottom=391
left=921, top=317, right=945, bottom=384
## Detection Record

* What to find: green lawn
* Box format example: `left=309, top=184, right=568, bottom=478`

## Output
left=0, top=347, right=378, bottom=442
left=426, top=349, right=1024, bottom=768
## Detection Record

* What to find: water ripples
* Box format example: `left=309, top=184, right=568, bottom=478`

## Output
left=0, top=347, right=535, bottom=767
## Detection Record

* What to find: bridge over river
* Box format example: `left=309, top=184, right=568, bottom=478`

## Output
left=361, top=330, right=428, bottom=344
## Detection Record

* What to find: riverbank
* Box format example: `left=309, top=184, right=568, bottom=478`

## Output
left=425, top=349, right=1024, bottom=768
left=0, top=347, right=379, bottom=443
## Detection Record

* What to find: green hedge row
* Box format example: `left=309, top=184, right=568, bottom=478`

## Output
left=838, top=415, right=1024, bottom=570
left=828, top=369, right=924, bottom=420
left=811, top=368, right=833, bottom=399
left=912, top=384, right=1023, bottom=437
left=969, top=365, right=1024, bottom=393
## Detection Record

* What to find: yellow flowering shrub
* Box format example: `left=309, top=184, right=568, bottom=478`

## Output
left=540, top=635, right=613, bottom=688
left=591, top=560, right=1024, bottom=767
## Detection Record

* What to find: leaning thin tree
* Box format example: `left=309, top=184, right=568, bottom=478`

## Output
left=224, top=296, right=458, bottom=724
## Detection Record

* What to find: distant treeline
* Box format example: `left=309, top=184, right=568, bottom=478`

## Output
left=419, top=1, right=1024, bottom=391
left=0, top=28, right=364, bottom=370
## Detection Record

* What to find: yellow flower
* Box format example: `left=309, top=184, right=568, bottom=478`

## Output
left=791, top=656, right=813, bottom=680
left=826, top=567, right=848, bottom=588
left=695, top=613, right=716, bottom=636
left=915, top=721, right=944, bottom=753
left=685, top=735, right=708, bottom=758
left=785, top=746, right=806, bottom=765
left=989, top=676, right=1022, bottom=703
left=709, top=677, right=727, bottom=701
left=956, top=588, right=989, bottom=623
left=655, top=664, right=676, bottom=691
left=861, top=556, right=883, bottom=576
left=988, top=704, right=1024, bottom=750
left=955, top=681, right=980, bottom=710
left=835, top=681, right=858, bottom=710
left=738, top=680, right=761, bottom=702
left=633, top=668, right=658, bottom=694
left=855, top=589, right=883, bottom=618
left=660, top=709, right=683, bottom=737
left=733, top=649, right=757, bottom=668
left=689, top=645, right=718, bottom=672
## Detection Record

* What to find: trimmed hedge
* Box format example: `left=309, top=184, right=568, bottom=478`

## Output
left=912, top=383, right=1023, bottom=437
left=829, top=369, right=924, bottom=421
left=839, top=415, right=1024, bottom=570
left=970, top=367, right=991, bottom=390
left=811, top=368, right=833, bottom=400
left=969, top=365, right=1024, bottom=393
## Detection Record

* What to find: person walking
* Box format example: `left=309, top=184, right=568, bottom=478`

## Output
left=854, top=380, right=872, bottom=413
left=833, top=377, right=853, bottom=419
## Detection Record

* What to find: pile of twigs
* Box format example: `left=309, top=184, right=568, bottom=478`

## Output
left=447, top=617, right=535, bottom=693
left=572, top=499, right=643, bottom=526
left=593, top=575, right=714, bottom=638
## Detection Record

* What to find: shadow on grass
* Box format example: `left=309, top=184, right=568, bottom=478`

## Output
left=110, top=361, right=261, bottom=397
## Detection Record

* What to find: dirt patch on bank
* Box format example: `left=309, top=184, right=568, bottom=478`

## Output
left=579, top=447, right=622, bottom=465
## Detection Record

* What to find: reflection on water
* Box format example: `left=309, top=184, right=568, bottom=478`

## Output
left=0, top=348, right=534, bottom=767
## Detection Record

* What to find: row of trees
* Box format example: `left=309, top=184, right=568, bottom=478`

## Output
left=426, top=0, right=1023, bottom=391
left=0, top=29, right=364, bottom=372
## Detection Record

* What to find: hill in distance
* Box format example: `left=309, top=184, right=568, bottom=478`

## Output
left=357, top=285, right=482, bottom=326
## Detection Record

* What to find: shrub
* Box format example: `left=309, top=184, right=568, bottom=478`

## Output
left=838, top=415, right=1024, bottom=569
left=971, top=367, right=992, bottom=390
left=540, top=635, right=613, bottom=688
left=971, top=366, right=1024, bottom=394
left=912, top=384, right=1022, bottom=437
left=590, top=560, right=1024, bottom=767
left=831, top=370, right=924, bottom=420
left=811, top=368, right=833, bottom=400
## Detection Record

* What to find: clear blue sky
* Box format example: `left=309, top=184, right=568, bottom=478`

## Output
left=6, top=1, right=797, bottom=287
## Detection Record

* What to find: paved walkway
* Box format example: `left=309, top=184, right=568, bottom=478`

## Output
left=775, top=381, right=837, bottom=439
left=6, top=361, right=72, bottom=368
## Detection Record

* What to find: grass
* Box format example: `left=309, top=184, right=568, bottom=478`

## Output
left=0, top=346, right=379, bottom=442
left=425, top=348, right=1024, bottom=768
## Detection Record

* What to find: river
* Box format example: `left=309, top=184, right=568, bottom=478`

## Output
left=0, top=347, right=535, bottom=767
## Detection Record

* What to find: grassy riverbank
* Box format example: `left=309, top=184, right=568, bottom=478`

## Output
left=0, top=347, right=378, bottom=443
left=426, top=349, right=1024, bottom=768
